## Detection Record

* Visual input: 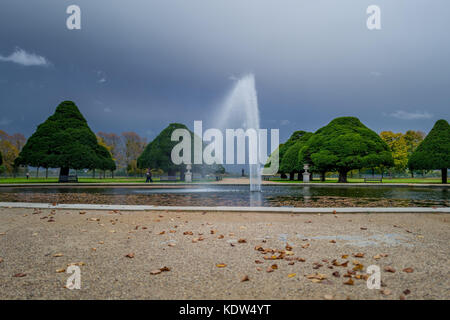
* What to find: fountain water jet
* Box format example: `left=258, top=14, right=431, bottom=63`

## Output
left=216, top=74, right=262, bottom=192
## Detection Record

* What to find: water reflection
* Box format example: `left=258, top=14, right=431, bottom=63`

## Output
left=0, top=185, right=448, bottom=207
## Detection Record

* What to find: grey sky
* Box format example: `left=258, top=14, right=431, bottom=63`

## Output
left=0, top=0, right=449, bottom=143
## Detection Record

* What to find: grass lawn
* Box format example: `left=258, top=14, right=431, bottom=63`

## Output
left=269, top=177, right=445, bottom=184
left=0, top=177, right=157, bottom=184
left=0, top=177, right=446, bottom=184
left=0, top=177, right=221, bottom=184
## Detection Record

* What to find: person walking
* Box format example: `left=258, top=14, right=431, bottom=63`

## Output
left=145, top=169, right=153, bottom=183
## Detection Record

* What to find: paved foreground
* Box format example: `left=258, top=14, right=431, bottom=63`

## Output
left=0, top=207, right=448, bottom=299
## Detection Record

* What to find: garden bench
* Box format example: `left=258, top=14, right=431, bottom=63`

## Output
left=364, top=177, right=382, bottom=183
left=59, top=175, right=78, bottom=183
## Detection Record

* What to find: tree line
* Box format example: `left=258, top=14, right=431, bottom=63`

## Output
left=1, top=101, right=448, bottom=183
left=273, top=117, right=449, bottom=183
left=1, top=101, right=222, bottom=180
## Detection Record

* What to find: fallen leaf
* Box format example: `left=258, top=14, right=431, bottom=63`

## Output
left=150, top=270, right=162, bottom=275
left=183, top=231, right=193, bottom=235
left=306, top=273, right=327, bottom=281
left=402, top=268, right=414, bottom=273
left=168, top=243, right=176, bottom=247
left=160, top=266, right=171, bottom=272
left=67, top=262, right=86, bottom=267
left=287, top=273, right=296, bottom=278
left=384, top=266, right=396, bottom=273
left=285, top=243, right=293, bottom=251
left=344, top=278, right=354, bottom=285
left=332, top=271, right=340, bottom=277
left=324, top=294, right=333, bottom=300
left=218, top=235, right=224, bottom=239
left=329, top=240, right=336, bottom=243
left=216, top=263, right=227, bottom=268
left=271, top=264, right=278, bottom=270
left=13, top=273, right=27, bottom=278
left=238, top=239, right=247, bottom=243
left=403, top=289, right=411, bottom=295
left=353, top=253, right=365, bottom=258
left=381, top=289, right=392, bottom=296
left=53, top=253, right=64, bottom=257
left=125, top=253, right=135, bottom=258
left=159, top=231, right=166, bottom=235
left=266, top=267, right=274, bottom=273
left=341, top=254, right=348, bottom=259
left=56, top=268, right=66, bottom=273
left=301, top=243, right=310, bottom=249
left=241, top=275, right=249, bottom=282
left=79, top=211, right=86, bottom=215
left=0, top=258, right=3, bottom=264
left=255, top=260, right=263, bottom=264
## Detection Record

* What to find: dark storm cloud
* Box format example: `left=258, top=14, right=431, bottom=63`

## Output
left=0, top=0, right=449, bottom=143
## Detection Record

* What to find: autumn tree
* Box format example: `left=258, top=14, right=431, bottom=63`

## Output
left=379, top=131, right=408, bottom=175
left=408, top=119, right=449, bottom=184
left=0, top=132, right=20, bottom=175
left=97, top=132, right=124, bottom=168
left=15, top=101, right=116, bottom=180
left=122, top=132, right=146, bottom=176
left=299, top=117, right=393, bottom=183
left=403, top=130, right=426, bottom=177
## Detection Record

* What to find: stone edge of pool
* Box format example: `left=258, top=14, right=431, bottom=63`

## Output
left=0, top=182, right=449, bottom=188
left=1, top=202, right=449, bottom=213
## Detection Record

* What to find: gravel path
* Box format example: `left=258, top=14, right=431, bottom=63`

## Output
left=0, top=208, right=448, bottom=300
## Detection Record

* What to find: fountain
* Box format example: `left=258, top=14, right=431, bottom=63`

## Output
left=216, top=74, right=262, bottom=192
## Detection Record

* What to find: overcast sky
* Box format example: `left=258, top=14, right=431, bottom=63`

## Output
left=0, top=0, right=449, bottom=143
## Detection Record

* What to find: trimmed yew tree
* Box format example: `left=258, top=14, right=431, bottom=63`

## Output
left=408, top=119, right=450, bottom=184
left=15, top=101, right=115, bottom=180
left=300, top=117, right=393, bottom=182
left=279, top=131, right=313, bottom=180
left=137, top=123, right=224, bottom=179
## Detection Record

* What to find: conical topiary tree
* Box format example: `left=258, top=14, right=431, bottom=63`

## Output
left=137, top=123, right=224, bottom=180
left=299, top=117, right=393, bottom=182
left=408, top=119, right=450, bottom=184
left=15, top=101, right=115, bottom=180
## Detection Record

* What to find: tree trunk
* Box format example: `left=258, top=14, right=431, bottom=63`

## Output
left=289, top=172, right=294, bottom=180
left=442, top=168, right=448, bottom=184
left=297, top=171, right=303, bottom=181
left=180, top=167, right=186, bottom=181
left=411, top=171, right=414, bottom=178
left=112, top=170, right=114, bottom=179
left=36, top=167, right=39, bottom=178
left=338, top=170, right=348, bottom=183
left=320, top=172, right=326, bottom=182
left=59, top=167, right=69, bottom=179
left=280, top=173, right=287, bottom=179
left=92, top=169, right=95, bottom=178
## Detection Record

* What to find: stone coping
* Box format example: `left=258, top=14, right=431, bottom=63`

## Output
left=1, top=202, right=448, bottom=213
left=0, top=182, right=448, bottom=188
